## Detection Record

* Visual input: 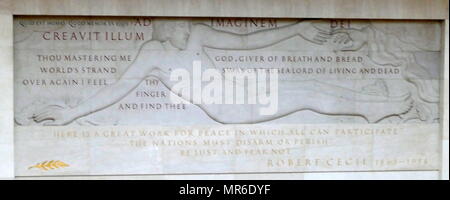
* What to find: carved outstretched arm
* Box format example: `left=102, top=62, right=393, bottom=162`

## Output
left=73, top=59, right=157, bottom=118
left=194, top=20, right=330, bottom=50
left=33, top=49, right=161, bottom=125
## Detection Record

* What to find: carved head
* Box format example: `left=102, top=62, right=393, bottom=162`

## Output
left=152, top=19, right=191, bottom=49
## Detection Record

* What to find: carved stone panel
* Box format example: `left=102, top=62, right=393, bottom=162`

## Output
left=13, top=16, right=442, bottom=176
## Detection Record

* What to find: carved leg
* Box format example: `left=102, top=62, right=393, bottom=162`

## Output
left=197, top=80, right=413, bottom=124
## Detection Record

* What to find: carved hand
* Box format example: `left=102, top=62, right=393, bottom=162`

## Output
left=331, top=28, right=369, bottom=51
left=297, top=20, right=332, bottom=45
left=32, top=105, right=77, bottom=126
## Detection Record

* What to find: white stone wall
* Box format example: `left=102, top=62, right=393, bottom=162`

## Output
left=0, top=0, right=448, bottom=180
left=0, top=7, right=14, bottom=179
left=441, top=20, right=449, bottom=180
